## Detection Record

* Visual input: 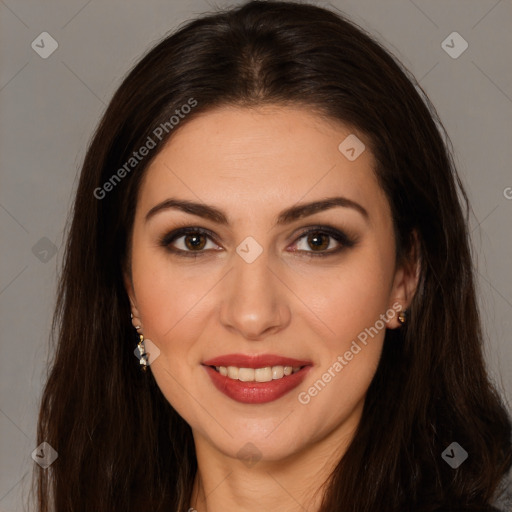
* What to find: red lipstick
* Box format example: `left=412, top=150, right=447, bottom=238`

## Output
left=202, top=353, right=312, bottom=368
left=202, top=353, right=313, bottom=404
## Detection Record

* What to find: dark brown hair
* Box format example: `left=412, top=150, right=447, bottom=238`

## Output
left=32, top=1, right=511, bottom=511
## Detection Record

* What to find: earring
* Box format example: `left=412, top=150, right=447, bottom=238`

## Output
left=130, top=312, right=142, bottom=331
left=398, top=308, right=408, bottom=325
left=136, top=333, right=149, bottom=371
left=131, top=311, right=147, bottom=371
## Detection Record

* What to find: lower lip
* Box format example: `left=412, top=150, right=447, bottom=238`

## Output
left=203, top=365, right=312, bottom=404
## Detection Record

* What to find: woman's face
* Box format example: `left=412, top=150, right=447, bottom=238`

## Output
left=125, top=105, right=417, bottom=464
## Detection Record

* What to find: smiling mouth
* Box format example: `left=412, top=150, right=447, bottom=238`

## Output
left=203, top=362, right=313, bottom=404
left=207, top=364, right=307, bottom=382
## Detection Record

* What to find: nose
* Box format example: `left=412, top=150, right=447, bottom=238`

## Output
left=219, top=247, right=291, bottom=341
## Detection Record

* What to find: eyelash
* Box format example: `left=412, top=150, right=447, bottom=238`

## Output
left=158, top=225, right=357, bottom=259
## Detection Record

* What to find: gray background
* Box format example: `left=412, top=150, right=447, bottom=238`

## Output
left=1, top=1, right=511, bottom=510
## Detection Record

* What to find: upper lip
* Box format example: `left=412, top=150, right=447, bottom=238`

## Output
left=202, top=353, right=312, bottom=368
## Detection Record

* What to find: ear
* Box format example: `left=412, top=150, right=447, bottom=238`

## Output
left=123, top=266, right=143, bottom=332
left=386, top=229, right=421, bottom=329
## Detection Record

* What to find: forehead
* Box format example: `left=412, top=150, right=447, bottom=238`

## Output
left=136, top=105, right=389, bottom=225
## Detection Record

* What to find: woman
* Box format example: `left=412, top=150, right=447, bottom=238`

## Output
left=32, top=1, right=511, bottom=511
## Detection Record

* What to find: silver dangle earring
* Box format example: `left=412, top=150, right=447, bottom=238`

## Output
left=131, top=312, right=148, bottom=371
left=137, top=334, right=149, bottom=371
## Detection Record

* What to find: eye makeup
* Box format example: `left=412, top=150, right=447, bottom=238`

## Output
left=157, top=223, right=359, bottom=259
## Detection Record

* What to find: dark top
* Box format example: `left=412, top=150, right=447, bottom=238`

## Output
left=434, top=507, right=503, bottom=512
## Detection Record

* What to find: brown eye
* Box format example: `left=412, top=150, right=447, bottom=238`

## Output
left=183, top=233, right=207, bottom=251
left=306, top=232, right=330, bottom=251
left=291, top=226, right=356, bottom=257
left=159, top=227, right=220, bottom=257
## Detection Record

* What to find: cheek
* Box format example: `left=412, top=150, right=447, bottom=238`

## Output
left=294, top=258, right=390, bottom=424
left=293, top=248, right=394, bottom=344
left=129, top=250, right=212, bottom=421
left=291, top=244, right=393, bottom=411
left=130, top=242, right=210, bottom=341
left=135, top=275, right=206, bottom=341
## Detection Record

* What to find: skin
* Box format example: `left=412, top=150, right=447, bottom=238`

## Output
left=124, top=105, right=419, bottom=512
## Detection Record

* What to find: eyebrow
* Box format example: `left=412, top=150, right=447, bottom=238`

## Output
left=144, top=196, right=369, bottom=226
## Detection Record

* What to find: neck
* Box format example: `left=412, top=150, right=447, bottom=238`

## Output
left=188, top=418, right=359, bottom=512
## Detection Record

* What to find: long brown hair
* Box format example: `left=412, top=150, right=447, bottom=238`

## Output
left=32, top=1, right=511, bottom=511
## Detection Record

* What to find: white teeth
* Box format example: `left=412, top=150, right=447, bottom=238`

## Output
left=238, top=367, right=254, bottom=382
left=214, top=365, right=302, bottom=382
left=272, top=366, right=284, bottom=379
left=227, top=366, right=239, bottom=379
left=255, top=367, right=272, bottom=382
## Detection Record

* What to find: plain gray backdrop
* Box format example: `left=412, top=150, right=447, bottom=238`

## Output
left=1, top=1, right=511, bottom=510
